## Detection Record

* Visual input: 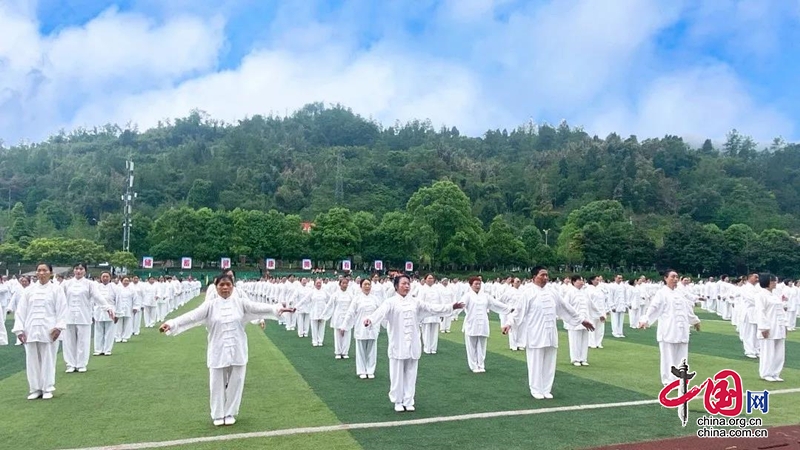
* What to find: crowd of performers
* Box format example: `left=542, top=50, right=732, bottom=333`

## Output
left=0, top=264, right=200, bottom=399
left=1, top=263, right=796, bottom=426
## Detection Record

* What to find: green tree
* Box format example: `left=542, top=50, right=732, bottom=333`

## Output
left=0, top=242, right=24, bottom=263
left=484, top=216, right=528, bottom=268
left=8, top=202, right=31, bottom=242
left=110, top=251, right=139, bottom=269
left=309, top=207, right=360, bottom=264
left=187, top=179, right=216, bottom=209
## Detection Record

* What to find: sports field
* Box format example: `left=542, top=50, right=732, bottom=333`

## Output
left=1, top=296, right=798, bottom=450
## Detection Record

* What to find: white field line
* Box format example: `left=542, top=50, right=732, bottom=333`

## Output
left=62, top=387, right=800, bottom=450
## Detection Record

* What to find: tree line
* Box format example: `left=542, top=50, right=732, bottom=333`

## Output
left=1, top=103, right=799, bottom=276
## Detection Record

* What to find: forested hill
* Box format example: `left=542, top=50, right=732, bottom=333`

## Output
left=1, top=103, right=799, bottom=276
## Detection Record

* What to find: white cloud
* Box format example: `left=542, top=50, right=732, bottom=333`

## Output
left=583, top=64, right=793, bottom=144
left=0, top=0, right=797, bottom=145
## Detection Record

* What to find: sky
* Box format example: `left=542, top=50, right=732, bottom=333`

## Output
left=1, top=0, right=799, bottom=146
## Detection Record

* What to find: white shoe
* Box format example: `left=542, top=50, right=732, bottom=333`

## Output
left=77, top=367, right=87, bottom=373
left=581, top=362, right=589, bottom=366
left=122, top=339, right=128, bottom=343
left=431, top=351, right=437, bottom=355
left=572, top=362, right=581, bottom=366
left=115, top=339, right=121, bottom=343
left=367, top=374, right=375, bottom=379
left=597, top=345, right=604, bottom=349
left=213, top=419, right=224, bottom=426
left=394, top=404, right=404, bottom=412
left=93, top=352, right=101, bottom=356
left=27, top=391, right=42, bottom=400
left=343, top=355, right=350, bottom=359
left=479, top=368, right=486, bottom=373
left=763, top=376, right=777, bottom=382
left=359, top=374, right=367, bottom=379
left=405, top=405, right=415, bottom=412
left=335, top=355, right=342, bottom=359
left=532, top=393, right=545, bottom=400
left=589, top=346, right=597, bottom=349
left=42, top=392, right=53, bottom=400
left=65, top=367, right=76, bottom=373
left=224, top=416, right=236, bottom=425
left=472, top=369, right=481, bottom=373
left=774, top=377, right=784, bottom=382
left=543, top=393, right=553, bottom=399
left=746, top=354, right=758, bottom=359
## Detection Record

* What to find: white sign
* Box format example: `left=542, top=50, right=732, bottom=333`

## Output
left=374, top=260, right=383, bottom=271
left=220, top=257, right=231, bottom=269
left=405, top=261, right=414, bottom=272
left=142, top=256, right=153, bottom=269
left=181, top=257, right=192, bottom=270
left=266, top=258, right=276, bottom=270
left=342, top=260, right=351, bottom=271
left=302, top=259, right=312, bottom=270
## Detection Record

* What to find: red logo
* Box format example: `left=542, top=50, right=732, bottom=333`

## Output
left=659, top=366, right=743, bottom=418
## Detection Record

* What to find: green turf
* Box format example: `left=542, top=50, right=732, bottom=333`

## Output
left=0, top=317, right=25, bottom=382
left=1, top=298, right=797, bottom=450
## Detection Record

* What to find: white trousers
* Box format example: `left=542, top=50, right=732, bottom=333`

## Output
left=0, top=316, right=7, bottom=346
left=94, top=321, right=116, bottom=354
left=132, top=310, right=142, bottom=335
left=297, top=313, right=310, bottom=337
left=311, top=320, right=326, bottom=346
left=334, top=329, right=351, bottom=356
left=209, top=365, right=246, bottom=420
left=63, top=324, right=91, bottom=369
left=787, top=310, right=798, bottom=330
left=611, top=312, right=625, bottom=336
left=525, top=347, right=557, bottom=396
left=589, top=318, right=605, bottom=348
left=659, top=341, right=688, bottom=386
left=355, top=339, right=377, bottom=376
left=568, top=329, right=589, bottom=363
left=758, top=339, right=785, bottom=379
left=284, top=312, right=296, bottom=330
left=25, top=341, right=57, bottom=393
left=157, top=302, right=169, bottom=322
left=115, top=317, right=133, bottom=340
left=441, top=315, right=453, bottom=332
left=144, top=306, right=158, bottom=327
left=742, top=322, right=760, bottom=356
left=465, top=335, right=488, bottom=371
left=628, top=308, right=640, bottom=328
left=421, top=323, right=439, bottom=353
left=388, top=358, right=418, bottom=407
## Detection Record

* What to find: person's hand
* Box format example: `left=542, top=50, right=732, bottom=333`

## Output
left=159, top=323, right=170, bottom=333
left=339, top=329, right=345, bottom=337
left=363, top=319, right=372, bottom=327
left=17, top=332, right=27, bottom=344
left=279, top=307, right=296, bottom=315
left=638, top=321, right=649, bottom=329
left=133, top=309, right=139, bottom=314
left=581, top=320, right=595, bottom=332
left=599, top=317, right=606, bottom=323
left=694, top=323, right=701, bottom=332
left=107, top=310, right=116, bottom=321
left=761, top=330, right=769, bottom=339
left=113, top=317, right=119, bottom=324
left=50, top=328, right=61, bottom=342
left=501, top=325, right=510, bottom=335
left=259, top=320, right=266, bottom=330
left=453, top=302, right=465, bottom=309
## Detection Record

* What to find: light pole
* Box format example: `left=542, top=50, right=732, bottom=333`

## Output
left=543, top=229, right=550, bottom=247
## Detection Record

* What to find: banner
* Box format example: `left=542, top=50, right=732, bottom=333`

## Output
left=302, top=259, right=312, bottom=270
left=142, top=256, right=153, bottom=269
left=374, top=260, right=383, bottom=271
left=220, top=257, right=231, bottom=269
left=265, top=258, right=276, bottom=270
left=342, top=260, right=351, bottom=271
left=181, top=257, right=192, bottom=270
left=405, top=261, right=414, bottom=272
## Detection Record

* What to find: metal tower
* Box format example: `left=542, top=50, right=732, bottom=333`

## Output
left=334, top=152, right=344, bottom=204
left=121, top=160, right=137, bottom=252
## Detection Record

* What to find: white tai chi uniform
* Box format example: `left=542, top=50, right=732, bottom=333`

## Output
left=639, top=285, right=701, bottom=386
left=417, top=284, right=442, bottom=354
left=366, top=293, right=454, bottom=410
left=11, top=281, right=68, bottom=396
left=296, top=287, right=329, bottom=346
left=325, top=289, right=353, bottom=358
left=163, top=291, right=283, bottom=421
left=563, top=285, right=604, bottom=365
left=93, top=282, right=120, bottom=355
left=756, top=289, right=788, bottom=381
left=504, top=284, right=585, bottom=398
left=343, top=291, right=381, bottom=377
left=460, top=289, right=509, bottom=372
left=61, top=277, right=114, bottom=371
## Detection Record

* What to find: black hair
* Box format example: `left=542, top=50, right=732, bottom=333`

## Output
left=758, top=273, right=776, bottom=289
left=73, top=263, right=87, bottom=270
left=570, top=274, right=583, bottom=284
left=531, top=266, right=547, bottom=279
left=393, top=274, right=410, bottom=290
left=215, top=274, right=234, bottom=286
left=37, top=262, right=53, bottom=273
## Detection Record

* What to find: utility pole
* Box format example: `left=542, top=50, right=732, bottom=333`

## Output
left=121, top=160, right=137, bottom=252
